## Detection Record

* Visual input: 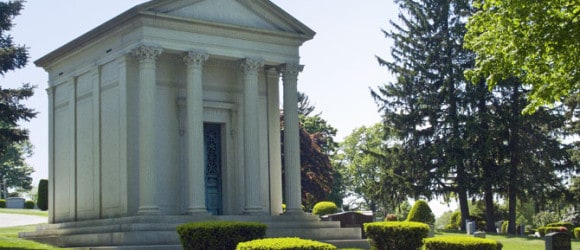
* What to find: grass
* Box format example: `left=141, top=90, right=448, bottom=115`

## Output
left=0, top=208, right=48, bottom=217
left=435, top=231, right=580, bottom=250
left=0, top=225, right=62, bottom=249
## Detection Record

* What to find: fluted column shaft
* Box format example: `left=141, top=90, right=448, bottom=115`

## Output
left=240, top=58, right=265, bottom=214
left=133, top=45, right=163, bottom=215
left=280, top=63, right=304, bottom=215
left=184, top=51, right=209, bottom=214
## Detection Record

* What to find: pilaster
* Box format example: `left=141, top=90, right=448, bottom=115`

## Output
left=240, top=58, right=265, bottom=214
left=132, top=45, right=163, bottom=215
left=183, top=51, right=209, bottom=214
left=279, top=63, right=304, bottom=215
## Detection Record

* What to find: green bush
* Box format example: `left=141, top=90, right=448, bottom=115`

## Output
left=236, top=237, right=336, bottom=250
left=176, top=221, right=267, bottom=250
left=406, top=200, right=435, bottom=225
left=574, top=227, right=579, bottom=239
left=37, top=179, right=48, bottom=211
left=364, top=221, right=429, bottom=250
left=0, top=199, right=5, bottom=208
left=312, top=201, right=338, bottom=216
left=546, top=222, right=574, bottom=233
left=500, top=221, right=510, bottom=234
left=424, top=236, right=503, bottom=250
left=448, top=211, right=461, bottom=229
left=24, top=200, right=35, bottom=209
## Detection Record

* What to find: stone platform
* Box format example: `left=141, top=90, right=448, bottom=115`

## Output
left=19, top=215, right=369, bottom=249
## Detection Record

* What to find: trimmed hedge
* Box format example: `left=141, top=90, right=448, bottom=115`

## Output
left=574, top=227, right=579, bottom=239
left=406, top=200, right=435, bottom=225
left=364, top=221, right=429, bottom=250
left=24, top=200, right=35, bottom=209
left=312, top=201, right=338, bottom=216
left=236, top=237, right=336, bottom=250
left=0, top=199, right=5, bottom=208
left=177, top=221, right=267, bottom=250
left=424, top=236, right=503, bottom=250
left=37, top=179, right=48, bottom=211
left=546, top=222, right=574, bottom=233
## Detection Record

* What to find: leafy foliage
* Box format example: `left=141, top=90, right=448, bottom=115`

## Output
left=311, top=201, right=338, bottom=216
left=0, top=140, right=34, bottom=198
left=236, top=237, right=336, bottom=250
left=37, top=179, right=48, bottom=211
left=0, top=0, right=36, bottom=198
left=338, top=123, right=409, bottom=214
left=176, top=221, right=266, bottom=250
left=464, top=0, right=580, bottom=112
left=406, top=200, right=435, bottom=225
left=424, top=236, right=502, bottom=250
left=364, top=221, right=429, bottom=250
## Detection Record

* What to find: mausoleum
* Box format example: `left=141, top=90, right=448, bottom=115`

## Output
left=21, top=0, right=364, bottom=248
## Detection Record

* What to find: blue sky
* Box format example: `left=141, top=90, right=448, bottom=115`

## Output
left=4, top=0, right=456, bottom=215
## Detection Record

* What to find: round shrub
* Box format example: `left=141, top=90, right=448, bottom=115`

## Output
left=364, top=221, right=429, bottom=250
left=0, top=199, right=5, bottom=208
left=312, top=201, right=338, bottom=216
left=406, top=200, right=435, bottom=225
left=574, top=227, right=579, bottom=239
left=424, top=236, right=503, bottom=250
left=546, top=222, right=574, bottom=233
left=448, top=211, right=461, bottom=230
left=236, top=237, right=336, bottom=250
left=177, top=221, right=266, bottom=250
left=24, top=200, right=35, bottom=209
left=37, top=179, right=49, bottom=211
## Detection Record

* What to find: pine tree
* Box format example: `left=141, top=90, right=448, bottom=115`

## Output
left=372, top=0, right=474, bottom=229
left=0, top=0, right=35, bottom=155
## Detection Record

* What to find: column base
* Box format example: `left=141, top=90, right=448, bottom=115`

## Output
left=185, top=207, right=210, bottom=216
left=138, top=206, right=161, bottom=215
left=284, top=208, right=305, bottom=215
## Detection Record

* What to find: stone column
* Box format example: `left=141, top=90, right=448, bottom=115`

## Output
left=279, top=63, right=304, bottom=215
left=240, top=58, right=264, bottom=214
left=266, top=68, right=283, bottom=215
left=183, top=51, right=209, bottom=214
left=133, top=45, right=163, bottom=215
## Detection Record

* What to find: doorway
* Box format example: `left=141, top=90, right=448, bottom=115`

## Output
left=204, top=123, right=223, bottom=215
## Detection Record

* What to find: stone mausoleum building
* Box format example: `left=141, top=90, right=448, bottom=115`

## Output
left=22, top=0, right=362, bottom=248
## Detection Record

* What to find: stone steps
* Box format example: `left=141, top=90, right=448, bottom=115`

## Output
left=20, top=215, right=366, bottom=249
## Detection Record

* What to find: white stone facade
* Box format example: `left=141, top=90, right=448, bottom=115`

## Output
left=36, top=0, right=315, bottom=223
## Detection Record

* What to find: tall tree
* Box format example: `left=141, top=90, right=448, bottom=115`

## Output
left=0, top=0, right=36, bottom=195
left=0, top=140, right=33, bottom=198
left=372, top=0, right=474, bottom=229
left=464, top=0, right=580, bottom=112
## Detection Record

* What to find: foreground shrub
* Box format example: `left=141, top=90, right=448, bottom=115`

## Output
left=424, top=236, right=503, bottom=250
left=406, top=200, right=435, bottom=225
left=236, top=237, right=336, bottom=250
left=0, top=199, right=5, bottom=208
left=364, top=221, right=429, bottom=250
left=24, top=200, right=35, bottom=209
left=177, top=221, right=266, bottom=250
left=37, top=179, right=49, bottom=211
left=312, top=201, right=338, bottom=216
left=574, top=227, right=579, bottom=239
left=546, top=222, right=574, bottom=233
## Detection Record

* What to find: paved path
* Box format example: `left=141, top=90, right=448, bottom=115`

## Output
left=0, top=213, right=47, bottom=228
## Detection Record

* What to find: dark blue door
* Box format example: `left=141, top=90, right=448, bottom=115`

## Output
left=204, top=123, right=222, bottom=215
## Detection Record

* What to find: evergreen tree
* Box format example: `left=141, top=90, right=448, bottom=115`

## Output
left=0, top=0, right=36, bottom=194
left=372, top=0, right=474, bottom=229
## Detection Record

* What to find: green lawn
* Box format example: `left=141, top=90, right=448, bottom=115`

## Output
left=435, top=231, right=580, bottom=250
left=0, top=208, right=48, bottom=217
left=0, top=225, right=62, bottom=249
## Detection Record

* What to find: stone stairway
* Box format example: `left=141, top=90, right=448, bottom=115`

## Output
left=20, top=215, right=370, bottom=249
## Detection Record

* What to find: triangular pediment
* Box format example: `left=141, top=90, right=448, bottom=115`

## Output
left=143, top=0, right=314, bottom=37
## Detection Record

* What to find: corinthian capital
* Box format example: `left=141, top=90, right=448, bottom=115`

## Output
left=132, top=45, right=163, bottom=62
left=279, top=63, right=304, bottom=81
left=240, top=58, right=265, bottom=74
left=183, top=51, right=209, bottom=67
